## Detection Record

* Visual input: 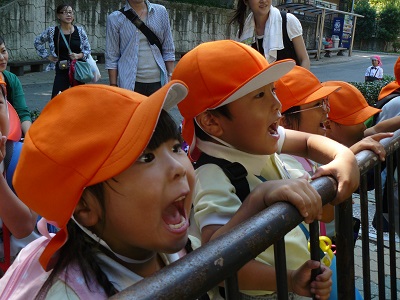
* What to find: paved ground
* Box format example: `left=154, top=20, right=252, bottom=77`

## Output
left=14, top=50, right=400, bottom=298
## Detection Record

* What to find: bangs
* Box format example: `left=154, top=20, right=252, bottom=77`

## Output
left=146, top=110, right=182, bottom=150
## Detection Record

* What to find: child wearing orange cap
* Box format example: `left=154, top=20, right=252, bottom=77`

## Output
left=173, top=40, right=359, bottom=299
left=0, top=82, right=328, bottom=298
left=0, top=79, right=39, bottom=276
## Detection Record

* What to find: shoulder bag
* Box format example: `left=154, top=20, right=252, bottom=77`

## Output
left=59, top=28, right=94, bottom=84
left=119, top=8, right=163, bottom=54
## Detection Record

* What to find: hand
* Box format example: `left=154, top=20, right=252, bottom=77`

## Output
left=290, top=260, right=332, bottom=300
left=350, top=132, right=393, bottom=161
left=0, top=134, right=6, bottom=163
left=69, top=52, right=82, bottom=60
left=247, top=179, right=322, bottom=223
left=312, top=148, right=360, bottom=205
left=48, top=55, right=58, bottom=63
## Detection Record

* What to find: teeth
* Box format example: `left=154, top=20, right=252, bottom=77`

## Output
left=174, top=195, right=186, bottom=202
left=168, top=215, right=186, bottom=229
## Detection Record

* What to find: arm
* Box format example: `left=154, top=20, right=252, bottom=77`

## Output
left=350, top=133, right=393, bottom=161
left=365, top=116, right=400, bottom=136
left=34, top=27, right=52, bottom=60
left=292, top=35, right=310, bottom=69
left=0, top=136, right=37, bottom=238
left=76, top=26, right=91, bottom=61
left=105, top=13, right=121, bottom=73
left=108, top=69, right=118, bottom=86
left=4, top=71, right=32, bottom=135
left=282, top=130, right=359, bottom=205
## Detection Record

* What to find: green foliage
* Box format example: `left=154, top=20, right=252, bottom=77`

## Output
left=354, top=1, right=377, bottom=42
left=30, top=108, right=41, bottom=123
left=165, top=0, right=235, bottom=8
left=377, top=5, right=400, bottom=50
left=349, top=77, right=395, bottom=106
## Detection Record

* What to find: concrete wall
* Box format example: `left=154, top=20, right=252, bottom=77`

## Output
left=0, top=0, right=237, bottom=61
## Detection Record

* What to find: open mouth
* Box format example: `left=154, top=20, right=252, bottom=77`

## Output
left=268, top=120, right=279, bottom=136
left=162, top=196, right=188, bottom=232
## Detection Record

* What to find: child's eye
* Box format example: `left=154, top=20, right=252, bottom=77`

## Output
left=137, top=152, right=155, bottom=163
left=172, top=142, right=184, bottom=153
left=255, top=91, right=265, bottom=98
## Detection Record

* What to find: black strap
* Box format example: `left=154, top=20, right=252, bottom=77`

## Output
left=194, top=153, right=250, bottom=202
left=119, top=8, right=163, bottom=54
left=278, top=11, right=300, bottom=65
left=373, top=91, right=400, bottom=124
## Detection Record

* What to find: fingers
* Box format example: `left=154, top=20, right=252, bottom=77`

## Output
left=311, top=264, right=333, bottom=300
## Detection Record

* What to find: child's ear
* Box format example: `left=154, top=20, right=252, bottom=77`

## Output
left=195, top=111, right=224, bottom=137
left=73, top=191, right=102, bottom=227
left=324, top=119, right=332, bottom=130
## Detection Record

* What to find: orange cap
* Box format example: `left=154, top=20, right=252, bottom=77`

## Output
left=172, top=40, right=295, bottom=154
left=378, top=56, right=400, bottom=100
left=275, top=66, right=341, bottom=113
left=322, top=81, right=381, bottom=125
left=13, top=81, right=188, bottom=270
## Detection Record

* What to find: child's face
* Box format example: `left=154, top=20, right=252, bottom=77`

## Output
left=98, top=139, right=194, bottom=256
left=326, top=121, right=366, bottom=147
left=297, top=98, right=330, bottom=136
left=217, top=83, right=281, bottom=155
left=0, top=43, right=9, bottom=73
left=371, top=59, right=379, bottom=67
left=0, top=90, right=8, bottom=137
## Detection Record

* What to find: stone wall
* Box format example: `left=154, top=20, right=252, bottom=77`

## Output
left=0, top=0, right=237, bottom=61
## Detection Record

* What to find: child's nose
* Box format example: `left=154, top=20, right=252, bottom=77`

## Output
left=167, top=156, right=187, bottom=180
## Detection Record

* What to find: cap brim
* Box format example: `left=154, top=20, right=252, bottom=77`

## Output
left=214, top=59, right=296, bottom=108
left=378, top=81, right=400, bottom=101
left=303, top=85, right=341, bottom=105
left=330, top=105, right=381, bottom=125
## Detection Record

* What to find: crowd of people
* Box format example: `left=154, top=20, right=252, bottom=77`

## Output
left=0, top=0, right=399, bottom=299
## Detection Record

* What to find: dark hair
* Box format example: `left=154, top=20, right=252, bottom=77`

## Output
left=0, top=36, right=5, bottom=46
left=194, top=105, right=232, bottom=142
left=56, top=3, right=73, bottom=14
left=35, top=110, right=181, bottom=298
left=229, top=0, right=248, bottom=38
left=281, top=105, right=301, bottom=130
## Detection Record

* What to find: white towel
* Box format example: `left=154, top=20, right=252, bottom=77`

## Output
left=237, top=5, right=284, bottom=63
left=263, top=6, right=284, bottom=63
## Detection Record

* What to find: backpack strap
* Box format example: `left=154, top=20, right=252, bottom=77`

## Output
left=373, top=92, right=400, bottom=124
left=194, top=153, right=250, bottom=202
left=278, top=11, right=300, bottom=65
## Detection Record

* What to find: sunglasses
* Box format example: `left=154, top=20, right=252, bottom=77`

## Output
left=285, top=98, right=330, bottom=115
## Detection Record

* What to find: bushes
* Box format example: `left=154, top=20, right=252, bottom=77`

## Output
left=165, top=0, right=235, bottom=9
left=349, top=75, right=395, bottom=106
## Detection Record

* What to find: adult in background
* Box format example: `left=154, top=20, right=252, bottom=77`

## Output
left=230, top=0, right=310, bottom=69
left=364, top=55, right=383, bottom=82
left=34, top=3, right=91, bottom=98
left=105, top=0, right=175, bottom=96
left=0, top=37, right=32, bottom=135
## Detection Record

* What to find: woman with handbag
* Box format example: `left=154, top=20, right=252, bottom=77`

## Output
left=34, top=4, right=92, bottom=98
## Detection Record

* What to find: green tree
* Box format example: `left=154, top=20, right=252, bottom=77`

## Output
left=354, top=0, right=377, bottom=49
left=376, top=5, right=400, bottom=51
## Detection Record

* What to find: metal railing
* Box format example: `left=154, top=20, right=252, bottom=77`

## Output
left=111, top=130, right=400, bottom=300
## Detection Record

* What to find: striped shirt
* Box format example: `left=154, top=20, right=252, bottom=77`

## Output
left=105, top=0, right=175, bottom=91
